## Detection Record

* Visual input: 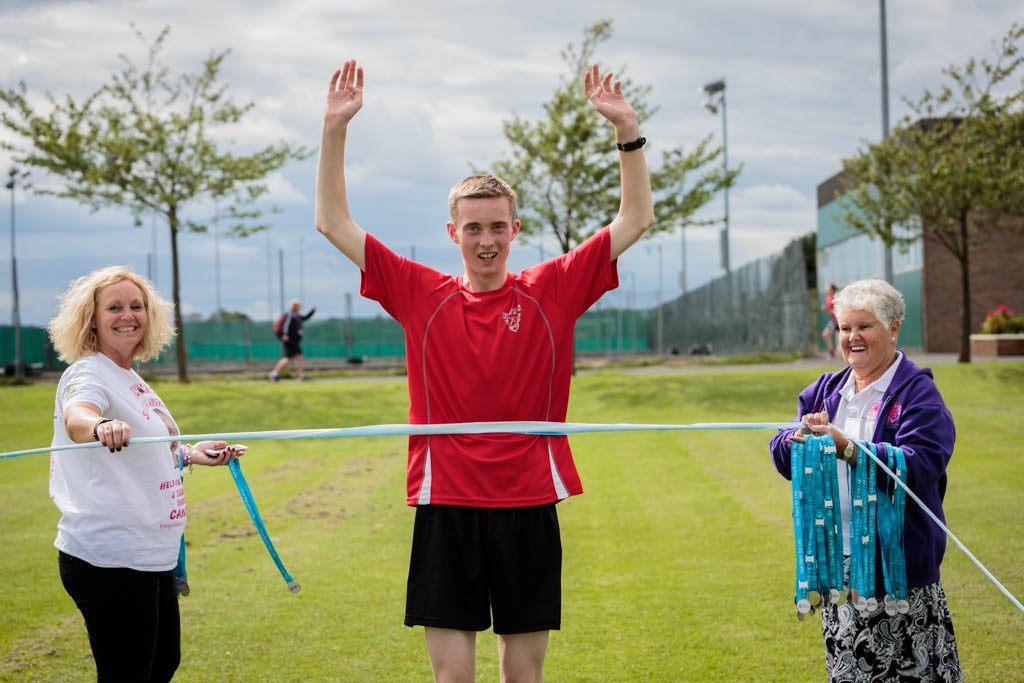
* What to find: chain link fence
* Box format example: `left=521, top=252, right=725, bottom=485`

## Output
left=655, top=236, right=815, bottom=356
left=2, top=236, right=815, bottom=372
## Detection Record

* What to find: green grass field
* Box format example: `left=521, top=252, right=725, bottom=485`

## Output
left=1, top=363, right=1022, bottom=682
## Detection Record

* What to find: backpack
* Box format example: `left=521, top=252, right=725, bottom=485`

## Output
left=273, top=313, right=286, bottom=339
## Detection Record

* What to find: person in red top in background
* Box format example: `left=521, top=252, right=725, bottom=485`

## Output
left=822, top=282, right=840, bottom=358
left=315, top=59, right=654, bottom=682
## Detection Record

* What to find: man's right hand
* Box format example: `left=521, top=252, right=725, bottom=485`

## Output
left=325, top=59, right=364, bottom=129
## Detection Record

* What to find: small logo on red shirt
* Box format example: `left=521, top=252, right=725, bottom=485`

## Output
left=502, top=304, right=521, bottom=333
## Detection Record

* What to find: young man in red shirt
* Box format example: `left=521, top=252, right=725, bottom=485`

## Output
left=316, top=59, right=654, bottom=682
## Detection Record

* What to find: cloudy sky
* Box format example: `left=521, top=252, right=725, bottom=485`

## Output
left=1, top=0, right=1019, bottom=323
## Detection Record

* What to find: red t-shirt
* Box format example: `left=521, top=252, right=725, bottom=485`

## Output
left=361, top=227, right=618, bottom=507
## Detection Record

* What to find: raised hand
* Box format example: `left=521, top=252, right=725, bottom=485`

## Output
left=582, top=64, right=638, bottom=129
left=325, top=59, right=364, bottom=128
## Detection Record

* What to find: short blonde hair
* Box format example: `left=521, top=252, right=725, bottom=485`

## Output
left=447, top=174, right=517, bottom=221
left=47, top=266, right=176, bottom=363
left=833, top=278, right=905, bottom=328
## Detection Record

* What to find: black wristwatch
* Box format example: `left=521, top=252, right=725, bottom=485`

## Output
left=616, top=136, right=647, bottom=152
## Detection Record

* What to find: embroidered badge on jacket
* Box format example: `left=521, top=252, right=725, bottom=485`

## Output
left=502, top=304, right=522, bottom=333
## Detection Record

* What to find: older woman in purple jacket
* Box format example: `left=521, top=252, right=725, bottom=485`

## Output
left=769, top=279, right=963, bottom=683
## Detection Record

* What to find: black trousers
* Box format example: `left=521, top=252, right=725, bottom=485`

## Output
left=58, top=551, right=181, bottom=682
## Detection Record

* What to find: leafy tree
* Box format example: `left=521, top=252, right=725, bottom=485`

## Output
left=838, top=23, right=1024, bottom=362
left=0, top=26, right=309, bottom=381
left=488, top=20, right=739, bottom=255
left=210, top=309, right=250, bottom=322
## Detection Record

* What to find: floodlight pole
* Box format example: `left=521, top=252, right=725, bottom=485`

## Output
left=702, top=79, right=730, bottom=275
left=672, top=149, right=688, bottom=296
left=880, top=0, right=894, bottom=283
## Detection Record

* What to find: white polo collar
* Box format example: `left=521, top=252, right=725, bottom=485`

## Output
left=840, top=351, right=903, bottom=402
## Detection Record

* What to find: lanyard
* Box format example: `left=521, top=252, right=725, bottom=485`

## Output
left=790, top=440, right=813, bottom=617
left=887, top=443, right=909, bottom=612
left=820, top=438, right=843, bottom=604
left=786, top=440, right=811, bottom=618
left=808, top=436, right=829, bottom=601
left=173, top=450, right=189, bottom=596
left=850, top=441, right=867, bottom=609
left=865, top=443, right=878, bottom=612
left=228, top=458, right=301, bottom=593
left=790, top=434, right=847, bottom=617
left=802, top=437, right=820, bottom=606
left=849, top=441, right=879, bottom=613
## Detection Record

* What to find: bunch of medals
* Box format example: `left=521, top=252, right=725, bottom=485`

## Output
left=789, top=435, right=910, bottom=620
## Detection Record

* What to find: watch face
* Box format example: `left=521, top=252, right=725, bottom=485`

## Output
left=844, top=443, right=856, bottom=461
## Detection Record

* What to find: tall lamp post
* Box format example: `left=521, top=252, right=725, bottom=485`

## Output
left=671, top=149, right=688, bottom=296
left=701, top=78, right=730, bottom=275
left=879, top=0, right=894, bottom=283
left=6, top=166, right=31, bottom=379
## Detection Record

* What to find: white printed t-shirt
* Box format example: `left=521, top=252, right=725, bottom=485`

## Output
left=50, top=352, right=185, bottom=571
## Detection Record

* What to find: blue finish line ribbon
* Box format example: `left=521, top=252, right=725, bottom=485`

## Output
left=5, top=419, right=1021, bottom=615
left=0, top=421, right=801, bottom=459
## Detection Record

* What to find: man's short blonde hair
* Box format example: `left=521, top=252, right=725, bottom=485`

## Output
left=447, top=174, right=517, bottom=221
left=47, top=266, right=176, bottom=363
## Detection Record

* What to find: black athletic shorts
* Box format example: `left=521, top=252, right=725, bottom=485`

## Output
left=404, top=503, right=562, bottom=635
left=282, top=339, right=302, bottom=358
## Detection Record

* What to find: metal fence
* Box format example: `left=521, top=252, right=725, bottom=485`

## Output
left=654, top=237, right=815, bottom=356
left=0, top=308, right=650, bottom=372
left=1, top=238, right=814, bottom=371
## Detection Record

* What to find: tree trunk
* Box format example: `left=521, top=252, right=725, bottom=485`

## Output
left=168, top=208, right=190, bottom=382
left=958, top=209, right=971, bottom=363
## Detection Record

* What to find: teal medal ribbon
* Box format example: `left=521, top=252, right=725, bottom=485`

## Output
left=865, top=443, right=878, bottom=612
left=789, top=435, right=847, bottom=617
left=850, top=442, right=872, bottom=611
left=877, top=443, right=897, bottom=614
left=808, top=436, right=827, bottom=605
left=789, top=440, right=813, bottom=617
left=820, top=439, right=844, bottom=604
left=227, top=458, right=301, bottom=593
left=879, top=443, right=909, bottom=613
left=801, top=438, right=818, bottom=607
left=893, top=444, right=909, bottom=613
left=173, top=449, right=190, bottom=596
left=849, top=442, right=880, bottom=613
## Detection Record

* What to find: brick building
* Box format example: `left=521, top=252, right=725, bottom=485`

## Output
left=816, top=171, right=1024, bottom=353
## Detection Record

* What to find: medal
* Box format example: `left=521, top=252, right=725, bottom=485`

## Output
left=884, top=595, right=896, bottom=616
left=896, top=598, right=911, bottom=614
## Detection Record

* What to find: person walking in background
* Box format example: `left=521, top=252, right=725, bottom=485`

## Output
left=315, top=58, right=654, bottom=682
left=269, top=299, right=316, bottom=381
left=47, top=265, right=244, bottom=682
left=822, top=282, right=839, bottom=358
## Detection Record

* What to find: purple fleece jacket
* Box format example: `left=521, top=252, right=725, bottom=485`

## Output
left=769, top=353, right=955, bottom=590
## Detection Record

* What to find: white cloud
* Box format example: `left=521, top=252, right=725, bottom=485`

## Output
left=0, top=0, right=1018, bottom=323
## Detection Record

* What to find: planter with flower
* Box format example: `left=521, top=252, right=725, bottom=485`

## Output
left=970, top=305, right=1024, bottom=357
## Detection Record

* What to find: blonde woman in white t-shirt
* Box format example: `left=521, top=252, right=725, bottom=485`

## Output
left=47, top=265, right=244, bottom=682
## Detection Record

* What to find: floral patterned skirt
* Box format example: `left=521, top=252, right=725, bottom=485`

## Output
left=819, top=578, right=963, bottom=683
